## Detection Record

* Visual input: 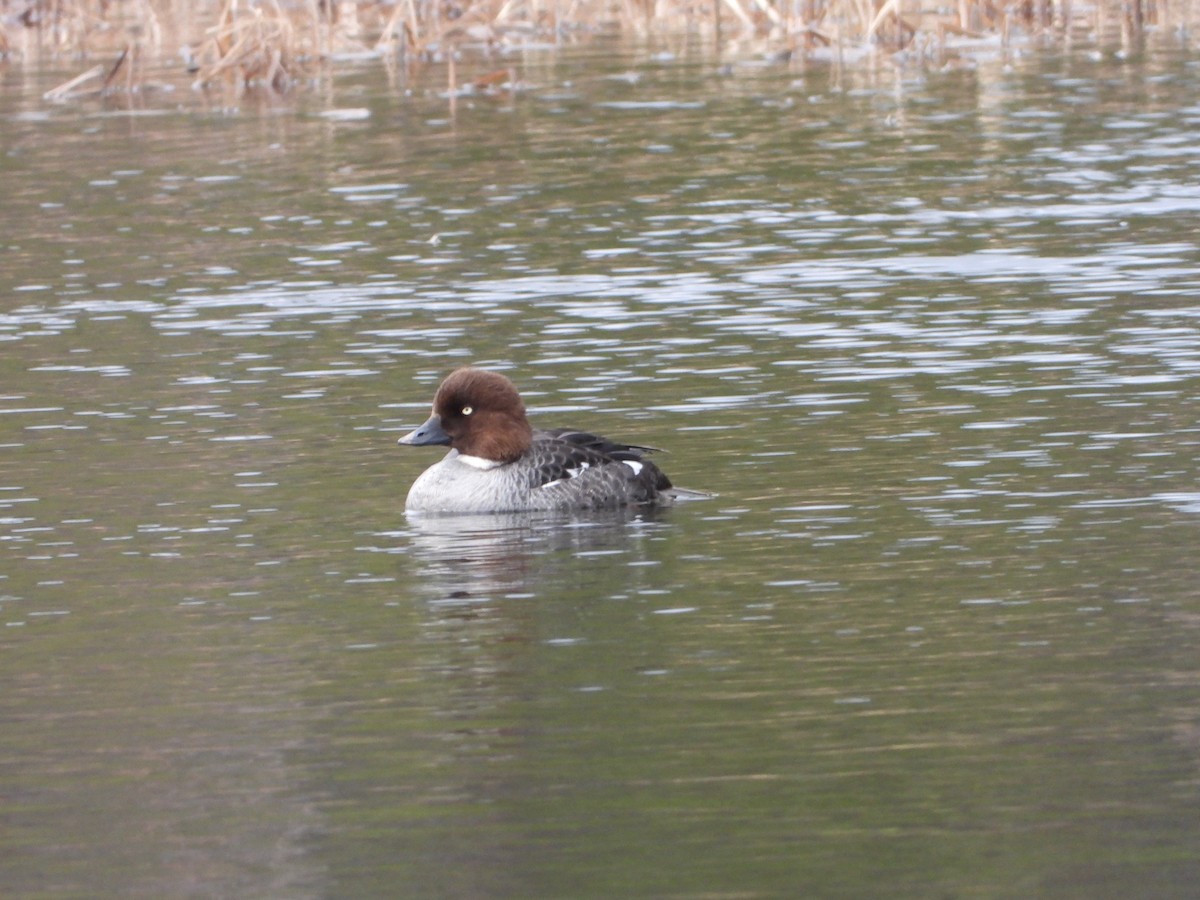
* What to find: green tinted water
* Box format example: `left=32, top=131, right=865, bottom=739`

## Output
left=3, top=38, right=1200, bottom=898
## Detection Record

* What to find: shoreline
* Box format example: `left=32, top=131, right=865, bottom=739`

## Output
left=1, top=0, right=1186, bottom=100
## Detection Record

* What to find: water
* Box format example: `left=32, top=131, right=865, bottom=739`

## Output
left=3, top=36, right=1200, bottom=897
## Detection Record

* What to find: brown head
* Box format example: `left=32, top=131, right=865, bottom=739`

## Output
left=398, top=368, right=534, bottom=464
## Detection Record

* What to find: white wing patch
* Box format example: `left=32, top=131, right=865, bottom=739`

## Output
left=622, top=460, right=644, bottom=476
left=540, top=461, right=591, bottom=489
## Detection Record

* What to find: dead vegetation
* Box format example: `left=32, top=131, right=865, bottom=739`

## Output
left=1, top=0, right=1184, bottom=99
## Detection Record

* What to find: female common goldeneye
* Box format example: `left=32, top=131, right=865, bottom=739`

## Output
left=398, top=368, right=687, bottom=514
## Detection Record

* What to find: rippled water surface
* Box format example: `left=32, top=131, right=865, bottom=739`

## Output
left=4, top=37, right=1200, bottom=897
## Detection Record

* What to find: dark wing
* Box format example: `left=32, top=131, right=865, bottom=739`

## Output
left=522, top=436, right=619, bottom=488
left=525, top=432, right=672, bottom=503
left=537, top=427, right=664, bottom=458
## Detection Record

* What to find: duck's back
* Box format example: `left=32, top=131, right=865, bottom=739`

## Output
left=404, top=434, right=671, bottom=514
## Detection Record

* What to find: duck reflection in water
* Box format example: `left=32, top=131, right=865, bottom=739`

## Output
left=399, top=508, right=671, bottom=608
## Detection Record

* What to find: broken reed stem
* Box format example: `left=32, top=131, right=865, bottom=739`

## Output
left=43, top=63, right=105, bottom=100
left=101, top=43, right=133, bottom=90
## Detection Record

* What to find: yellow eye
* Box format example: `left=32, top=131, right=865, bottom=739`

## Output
left=462, top=406, right=473, bottom=416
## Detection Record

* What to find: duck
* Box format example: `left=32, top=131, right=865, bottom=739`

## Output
left=398, top=367, right=691, bottom=514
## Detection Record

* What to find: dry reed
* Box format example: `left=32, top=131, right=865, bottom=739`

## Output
left=3, top=0, right=1183, bottom=98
